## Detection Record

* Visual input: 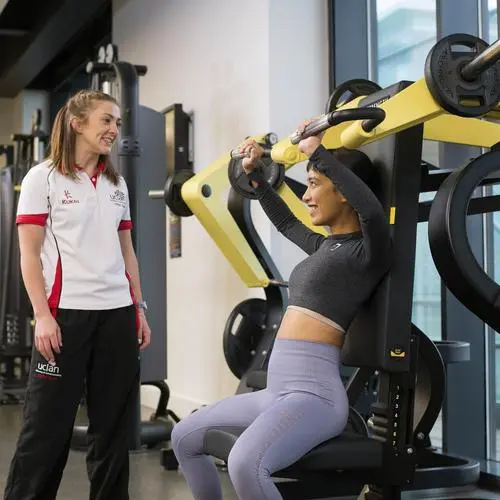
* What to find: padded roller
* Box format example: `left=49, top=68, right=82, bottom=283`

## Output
left=434, top=340, right=470, bottom=363
left=429, top=150, right=500, bottom=333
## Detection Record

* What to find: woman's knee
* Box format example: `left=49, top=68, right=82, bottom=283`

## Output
left=227, top=440, right=269, bottom=489
left=170, top=416, right=204, bottom=458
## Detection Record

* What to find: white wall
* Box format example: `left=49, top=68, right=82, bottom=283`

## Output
left=268, top=0, right=330, bottom=280
left=113, top=0, right=329, bottom=417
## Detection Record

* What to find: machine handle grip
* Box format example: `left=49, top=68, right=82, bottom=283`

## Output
left=289, top=108, right=386, bottom=145
left=229, top=148, right=272, bottom=160
left=148, top=189, right=165, bottom=199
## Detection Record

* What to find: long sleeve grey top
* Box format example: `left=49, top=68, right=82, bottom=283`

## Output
left=248, top=145, right=392, bottom=331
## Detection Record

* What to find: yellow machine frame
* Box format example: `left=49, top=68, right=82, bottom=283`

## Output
left=181, top=77, right=500, bottom=289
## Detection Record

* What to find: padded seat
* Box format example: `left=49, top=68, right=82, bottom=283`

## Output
left=203, top=427, right=383, bottom=471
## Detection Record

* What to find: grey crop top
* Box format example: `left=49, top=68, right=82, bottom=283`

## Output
left=248, top=144, right=392, bottom=332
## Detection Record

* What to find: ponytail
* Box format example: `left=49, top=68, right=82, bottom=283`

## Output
left=47, top=103, right=76, bottom=178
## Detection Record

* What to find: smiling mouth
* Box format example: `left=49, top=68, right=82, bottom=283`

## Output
left=101, top=137, right=114, bottom=146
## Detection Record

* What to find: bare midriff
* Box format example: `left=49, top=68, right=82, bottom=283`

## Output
left=276, top=306, right=345, bottom=348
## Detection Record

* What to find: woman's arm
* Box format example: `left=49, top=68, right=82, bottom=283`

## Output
left=248, top=168, right=326, bottom=255
left=119, top=229, right=144, bottom=303
left=18, top=225, right=51, bottom=319
left=119, top=229, right=151, bottom=350
left=237, top=140, right=326, bottom=255
left=308, top=144, right=390, bottom=265
left=18, top=224, right=62, bottom=362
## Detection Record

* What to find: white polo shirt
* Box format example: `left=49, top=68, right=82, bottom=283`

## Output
left=16, top=159, right=135, bottom=311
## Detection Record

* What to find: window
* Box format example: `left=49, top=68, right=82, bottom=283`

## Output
left=375, top=0, right=441, bottom=447
left=485, top=0, right=499, bottom=462
left=490, top=187, right=500, bottom=458
left=376, top=0, right=437, bottom=87
left=488, top=0, right=498, bottom=42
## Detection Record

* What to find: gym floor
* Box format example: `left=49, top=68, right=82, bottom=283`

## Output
left=0, top=405, right=500, bottom=500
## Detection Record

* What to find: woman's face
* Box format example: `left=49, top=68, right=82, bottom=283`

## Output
left=302, top=168, right=346, bottom=226
left=73, top=100, right=121, bottom=155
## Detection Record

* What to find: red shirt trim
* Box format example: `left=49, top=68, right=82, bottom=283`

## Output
left=47, top=257, right=62, bottom=311
left=118, top=220, right=133, bottom=231
left=16, top=214, right=48, bottom=226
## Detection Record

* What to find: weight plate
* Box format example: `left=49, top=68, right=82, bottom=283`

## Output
left=424, top=34, right=500, bottom=117
left=164, top=170, right=195, bottom=217
left=325, top=79, right=382, bottom=113
left=223, top=298, right=268, bottom=379
left=228, top=157, right=285, bottom=200
left=428, top=150, right=500, bottom=333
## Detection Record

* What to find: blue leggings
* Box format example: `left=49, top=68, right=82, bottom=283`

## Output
left=171, top=338, right=349, bottom=500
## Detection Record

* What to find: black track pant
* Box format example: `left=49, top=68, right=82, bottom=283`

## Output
left=3, top=305, right=140, bottom=500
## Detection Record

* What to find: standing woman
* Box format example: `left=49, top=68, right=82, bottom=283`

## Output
left=4, top=89, right=151, bottom=500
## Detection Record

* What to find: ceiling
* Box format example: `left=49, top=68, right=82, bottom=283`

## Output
left=0, top=0, right=112, bottom=98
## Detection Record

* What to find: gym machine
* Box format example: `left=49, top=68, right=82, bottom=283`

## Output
left=0, top=144, right=14, bottom=166
left=70, top=44, right=180, bottom=452
left=0, top=111, right=49, bottom=405
left=156, top=33, right=500, bottom=499
left=151, top=137, right=290, bottom=400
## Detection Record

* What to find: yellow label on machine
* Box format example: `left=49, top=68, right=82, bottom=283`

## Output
left=390, top=348, right=406, bottom=358
left=389, top=207, right=396, bottom=225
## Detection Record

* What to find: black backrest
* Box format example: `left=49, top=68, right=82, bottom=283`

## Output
left=341, top=88, right=424, bottom=372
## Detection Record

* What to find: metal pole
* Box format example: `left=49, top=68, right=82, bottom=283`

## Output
left=462, top=39, right=500, bottom=80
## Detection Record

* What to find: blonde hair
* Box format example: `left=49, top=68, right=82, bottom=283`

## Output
left=47, top=90, right=120, bottom=185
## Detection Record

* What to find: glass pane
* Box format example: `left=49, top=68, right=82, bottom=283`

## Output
left=491, top=184, right=500, bottom=460
left=376, top=0, right=441, bottom=447
left=376, top=0, right=437, bottom=87
left=485, top=0, right=499, bottom=464
left=488, top=0, right=498, bottom=43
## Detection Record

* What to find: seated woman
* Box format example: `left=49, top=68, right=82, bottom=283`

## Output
left=171, top=120, right=392, bottom=500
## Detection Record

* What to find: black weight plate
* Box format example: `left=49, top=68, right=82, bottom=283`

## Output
left=325, top=79, right=382, bottom=113
left=428, top=150, right=500, bottom=333
left=164, top=170, right=195, bottom=217
left=228, top=157, right=284, bottom=200
left=424, top=34, right=500, bottom=117
left=223, top=298, right=268, bottom=379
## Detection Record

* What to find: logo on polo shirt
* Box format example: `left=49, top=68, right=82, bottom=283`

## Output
left=110, top=189, right=126, bottom=208
left=62, top=190, right=80, bottom=205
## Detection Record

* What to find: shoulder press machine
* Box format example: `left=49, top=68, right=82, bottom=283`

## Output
left=153, top=34, right=500, bottom=499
